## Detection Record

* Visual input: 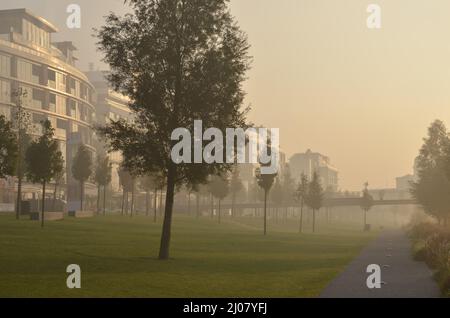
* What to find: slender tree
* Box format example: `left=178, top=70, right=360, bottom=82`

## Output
left=411, top=120, right=450, bottom=225
left=12, top=88, right=33, bottom=219
left=295, top=173, right=309, bottom=233
left=305, top=172, right=323, bottom=233
left=94, top=155, right=112, bottom=215
left=0, top=115, right=18, bottom=179
left=96, top=0, right=251, bottom=260
left=360, top=182, right=374, bottom=231
left=256, top=165, right=277, bottom=235
left=25, top=120, right=64, bottom=227
left=209, top=175, right=229, bottom=224
left=72, top=144, right=93, bottom=211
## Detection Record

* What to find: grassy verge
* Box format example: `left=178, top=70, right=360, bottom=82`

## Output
left=0, top=214, right=376, bottom=297
left=409, top=223, right=450, bottom=297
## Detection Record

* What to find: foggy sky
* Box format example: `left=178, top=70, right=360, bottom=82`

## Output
left=2, top=0, right=450, bottom=190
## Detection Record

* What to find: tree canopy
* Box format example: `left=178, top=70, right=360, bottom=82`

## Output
left=411, top=120, right=450, bottom=224
left=0, top=115, right=18, bottom=178
left=305, top=172, right=323, bottom=211
left=95, top=0, right=251, bottom=259
left=25, top=120, right=64, bottom=186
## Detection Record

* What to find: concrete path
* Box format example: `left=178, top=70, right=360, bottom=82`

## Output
left=320, top=230, right=441, bottom=298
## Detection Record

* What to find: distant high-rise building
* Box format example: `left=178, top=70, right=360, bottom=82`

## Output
left=289, top=149, right=338, bottom=191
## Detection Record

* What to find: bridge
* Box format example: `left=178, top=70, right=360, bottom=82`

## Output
left=175, top=198, right=417, bottom=210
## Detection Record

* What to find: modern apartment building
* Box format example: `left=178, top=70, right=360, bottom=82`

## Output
left=289, top=149, right=339, bottom=192
left=0, top=9, right=97, bottom=209
left=85, top=70, right=133, bottom=193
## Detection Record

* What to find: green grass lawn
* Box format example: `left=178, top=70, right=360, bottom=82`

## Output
left=0, top=213, right=377, bottom=298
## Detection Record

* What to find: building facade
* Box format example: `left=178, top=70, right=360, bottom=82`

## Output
left=85, top=70, right=132, bottom=193
left=289, top=149, right=339, bottom=192
left=0, top=9, right=97, bottom=208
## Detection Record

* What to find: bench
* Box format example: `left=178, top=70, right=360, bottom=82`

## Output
left=30, top=212, right=64, bottom=221
left=68, top=211, right=94, bottom=218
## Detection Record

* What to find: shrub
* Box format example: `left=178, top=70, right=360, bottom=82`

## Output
left=409, top=222, right=440, bottom=240
left=410, top=223, right=450, bottom=296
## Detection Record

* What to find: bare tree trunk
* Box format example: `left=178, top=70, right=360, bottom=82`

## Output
left=210, top=193, right=214, bottom=218
left=264, top=191, right=267, bottom=236
left=364, top=209, right=367, bottom=231
left=121, top=189, right=125, bottom=216
left=124, top=192, right=129, bottom=215
left=158, top=165, right=177, bottom=260
left=218, top=200, right=221, bottom=224
left=312, top=209, right=316, bottom=233
left=187, top=192, right=191, bottom=216
left=231, top=192, right=236, bottom=218
left=16, top=176, right=22, bottom=219
left=196, top=193, right=200, bottom=218
left=41, top=181, right=46, bottom=228
left=154, top=188, right=157, bottom=222
left=299, top=202, right=304, bottom=233
left=159, top=189, right=163, bottom=217
left=97, top=185, right=101, bottom=215
left=52, top=182, right=58, bottom=211
left=103, top=186, right=107, bottom=216
left=80, top=181, right=84, bottom=211
left=146, top=191, right=150, bottom=217
left=130, top=182, right=135, bottom=217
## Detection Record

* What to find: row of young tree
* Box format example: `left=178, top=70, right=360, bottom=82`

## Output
left=411, top=120, right=450, bottom=226
left=0, top=102, right=114, bottom=226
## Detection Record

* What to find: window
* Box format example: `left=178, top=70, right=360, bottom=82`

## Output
left=48, top=93, right=56, bottom=112
left=32, top=64, right=42, bottom=84
left=48, top=69, right=56, bottom=88
left=31, top=88, right=44, bottom=109
left=0, top=54, right=11, bottom=77
left=0, top=80, right=10, bottom=103
left=68, top=99, right=77, bottom=118
left=56, top=95, right=66, bottom=115
left=56, top=72, right=66, bottom=92
left=23, top=20, right=49, bottom=48
left=19, top=85, right=33, bottom=107
left=17, top=60, right=40, bottom=84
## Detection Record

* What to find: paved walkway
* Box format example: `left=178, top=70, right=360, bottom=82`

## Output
left=320, top=230, right=441, bottom=298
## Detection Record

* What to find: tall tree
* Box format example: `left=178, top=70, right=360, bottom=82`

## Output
left=12, top=88, right=33, bottom=219
left=209, top=175, right=229, bottom=224
left=256, top=165, right=277, bottom=235
left=25, top=120, right=64, bottom=227
left=72, top=144, right=93, bottom=211
left=96, top=0, right=251, bottom=259
left=0, top=115, right=18, bottom=179
left=295, top=173, right=309, bottom=233
left=411, top=120, right=450, bottom=225
left=94, top=155, right=112, bottom=215
left=360, top=182, right=374, bottom=231
left=305, top=172, right=323, bottom=233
